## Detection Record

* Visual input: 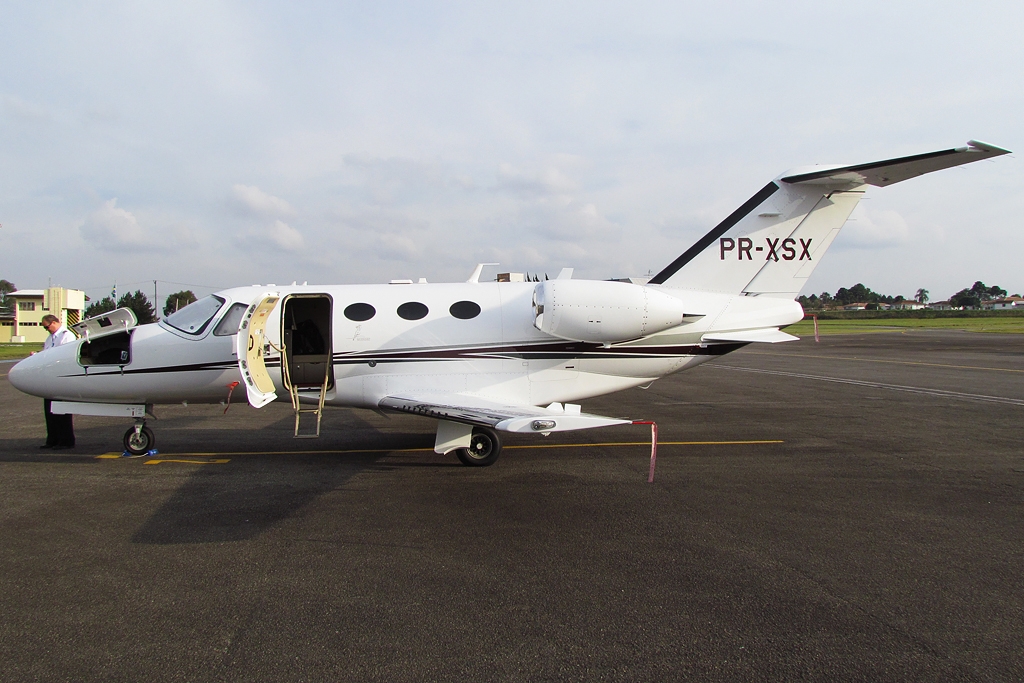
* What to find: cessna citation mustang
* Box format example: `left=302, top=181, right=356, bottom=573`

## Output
left=9, top=141, right=1010, bottom=464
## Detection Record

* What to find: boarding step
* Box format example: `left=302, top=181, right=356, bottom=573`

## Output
left=289, top=381, right=328, bottom=438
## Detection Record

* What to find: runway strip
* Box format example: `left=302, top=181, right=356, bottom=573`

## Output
left=714, top=364, right=1024, bottom=407
left=739, top=350, right=1024, bottom=374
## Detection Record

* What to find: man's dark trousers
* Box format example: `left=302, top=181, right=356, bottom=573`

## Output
left=43, top=399, right=75, bottom=447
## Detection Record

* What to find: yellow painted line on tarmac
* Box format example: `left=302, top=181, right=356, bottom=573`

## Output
left=95, top=453, right=230, bottom=465
left=143, top=458, right=230, bottom=465
left=92, top=440, right=783, bottom=459
left=738, top=351, right=1024, bottom=374
left=505, top=440, right=783, bottom=449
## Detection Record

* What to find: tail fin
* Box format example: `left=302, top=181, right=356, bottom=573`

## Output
left=649, top=140, right=1010, bottom=297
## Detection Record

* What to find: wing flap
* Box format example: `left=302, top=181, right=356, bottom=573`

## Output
left=702, top=328, right=798, bottom=344
left=379, top=394, right=630, bottom=433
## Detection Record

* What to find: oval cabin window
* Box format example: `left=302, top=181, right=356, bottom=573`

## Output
left=344, top=303, right=376, bottom=322
left=397, top=302, right=428, bottom=320
left=449, top=301, right=481, bottom=320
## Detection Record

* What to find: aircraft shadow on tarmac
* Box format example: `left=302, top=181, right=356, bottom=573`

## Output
left=124, top=409, right=439, bottom=545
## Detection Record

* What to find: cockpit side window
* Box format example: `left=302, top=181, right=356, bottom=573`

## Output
left=213, top=303, right=248, bottom=336
left=164, top=295, right=225, bottom=335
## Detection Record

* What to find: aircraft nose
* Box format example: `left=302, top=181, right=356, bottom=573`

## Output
left=7, top=348, right=74, bottom=398
left=8, top=354, right=42, bottom=395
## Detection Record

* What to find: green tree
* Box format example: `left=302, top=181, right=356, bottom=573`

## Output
left=834, top=283, right=873, bottom=305
left=84, top=296, right=117, bottom=319
left=797, top=293, right=821, bottom=310
left=163, top=290, right=197, bottom=316
left=915, top=288, right=929, bottom=303
left=117, top=290, right=157, bottom=324
left=969, top=281, right=1006, bottom=301
left=0, top=279, right=15, bottom=315
left=949, top=288, right=980, bottom=309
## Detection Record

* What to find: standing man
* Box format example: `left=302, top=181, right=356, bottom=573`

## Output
left=40, top=314, right=76, bottom=449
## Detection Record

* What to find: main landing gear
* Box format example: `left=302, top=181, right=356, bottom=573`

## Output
left=123, top=422, right=155, bottom=455
left=455, top=427, right=502, bottom=467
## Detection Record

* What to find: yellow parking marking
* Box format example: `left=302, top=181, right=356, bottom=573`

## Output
left=93, top=440, right=782, bottom=459
left=506, top=440, right=783, bottom=449
left=143, top=458, right=230, bottom=465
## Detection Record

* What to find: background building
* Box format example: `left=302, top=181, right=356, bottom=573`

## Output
left=0, top=287, right=85, bottom=343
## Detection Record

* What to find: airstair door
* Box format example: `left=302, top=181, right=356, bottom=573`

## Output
left=281, top=294, right=333, bottom=437
left=237, top=292, right=281, bottom=409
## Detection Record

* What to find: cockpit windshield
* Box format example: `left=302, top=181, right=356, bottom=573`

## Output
left=163, top=295, right=225, bottom=335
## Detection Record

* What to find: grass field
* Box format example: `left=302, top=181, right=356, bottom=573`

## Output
left=0, top=343, right=43, bottom=361
left=786, top=317, right=1024, bottom=335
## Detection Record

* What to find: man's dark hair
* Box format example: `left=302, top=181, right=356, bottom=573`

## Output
left=41, top=314, right=60, bottom=326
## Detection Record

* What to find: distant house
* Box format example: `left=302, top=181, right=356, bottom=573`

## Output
left=928, top=301, right=954, bottom=310
left=893, top=300, right=926, bottom=310
left=843, top=302, right=868, bottom=311
left=1, top=287, right=85, bottom=343
left=984, top=296, right=1024, bottom=310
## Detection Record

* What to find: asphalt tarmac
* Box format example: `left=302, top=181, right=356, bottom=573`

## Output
left=1, top=330, right=1022, bottom=682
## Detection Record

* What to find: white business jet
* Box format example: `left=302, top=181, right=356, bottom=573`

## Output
left=9, top=141, right=1010, bottom=463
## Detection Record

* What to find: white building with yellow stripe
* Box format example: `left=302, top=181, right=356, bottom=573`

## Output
left=0, top=288, right=85, bottom=343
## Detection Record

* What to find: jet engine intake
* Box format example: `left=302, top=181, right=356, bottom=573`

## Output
left=533, top=279, right=688, bottom=343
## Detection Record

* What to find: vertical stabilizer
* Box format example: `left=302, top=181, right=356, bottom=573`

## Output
left=649, top=141, right=1010, bottom=297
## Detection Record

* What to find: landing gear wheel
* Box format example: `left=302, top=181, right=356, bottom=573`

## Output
left=123, top=425, right=155, bottom=455
left=455, top=427, right=502, bottom=467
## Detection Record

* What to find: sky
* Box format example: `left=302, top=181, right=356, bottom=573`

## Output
left=1, top=1, right=1021, bottom=306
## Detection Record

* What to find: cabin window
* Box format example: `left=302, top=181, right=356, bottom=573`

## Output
left=213, top=303, right=248, bottom=336
left=79, top=331, right=132, bottom=366
left=344, top=303, right=376, bottom=322
left=164, top=295, right=225, bottom=335
left=449, top=301, right=481, bottom=319
left=397, top=302, right=428, bottom=320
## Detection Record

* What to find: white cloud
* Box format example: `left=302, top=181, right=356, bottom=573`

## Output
left=1, top=95, right=54, bottom=122
left=77, top=199, right=198, bottom=254
left=234, top=219, right=305, bottom=253
left=231, top=184, right=295, bottom=217
left=495, top=162, right=578, bottom=196
left=837, top=206, right=911, bottom=249
left=79, top=199, right=150, bottom=250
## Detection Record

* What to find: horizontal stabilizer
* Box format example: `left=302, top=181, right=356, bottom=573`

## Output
left=702, top=328, right=798, bottom=344
left=780, top=140, right=1010, bottom=187
left=379, top=394, right=630, bottom=433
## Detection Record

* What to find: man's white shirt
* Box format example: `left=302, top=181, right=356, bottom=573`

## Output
left=44, top=325, right=75, bottom=351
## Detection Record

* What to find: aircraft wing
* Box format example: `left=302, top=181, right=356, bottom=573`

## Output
left=379, top=394, right=631, bottom=433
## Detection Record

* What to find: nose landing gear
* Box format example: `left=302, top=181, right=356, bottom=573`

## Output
left=123, top=422, right=155, bottom=456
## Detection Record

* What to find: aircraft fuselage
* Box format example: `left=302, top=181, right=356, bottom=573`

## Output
left=9, top=281, right=802, bottom=411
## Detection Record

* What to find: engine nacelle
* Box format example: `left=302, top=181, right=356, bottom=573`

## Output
left=533, top=279, right=688, bottom=343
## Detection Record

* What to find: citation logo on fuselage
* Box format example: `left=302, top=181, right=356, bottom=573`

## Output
left=720, top=237, right=812, bottom=261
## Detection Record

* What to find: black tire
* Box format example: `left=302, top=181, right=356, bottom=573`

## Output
left=455, top=427, right=502, bottom=467
left=123, top=425, right=155, bottom=455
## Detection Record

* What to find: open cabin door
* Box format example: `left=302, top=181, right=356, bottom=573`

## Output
left=281, top=294, right=333, bottom=437
left=237, top=292, right=280, bottom=409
